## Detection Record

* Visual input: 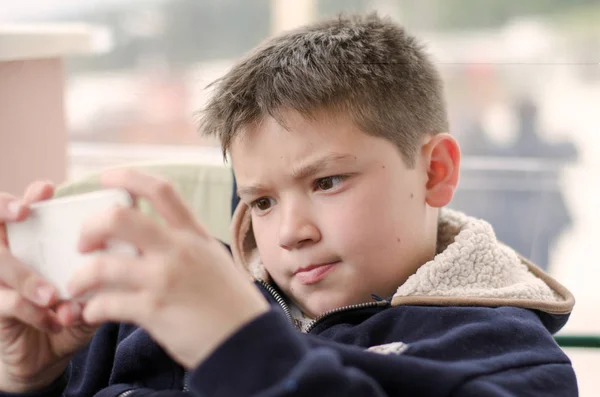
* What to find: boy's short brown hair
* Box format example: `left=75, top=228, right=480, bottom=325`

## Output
left=199, top=12, right=448, bottom=167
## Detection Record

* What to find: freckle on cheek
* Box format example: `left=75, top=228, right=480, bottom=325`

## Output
left=396, top=238, right=401, bottom=243
left=410, top=193, right=414, bottom=199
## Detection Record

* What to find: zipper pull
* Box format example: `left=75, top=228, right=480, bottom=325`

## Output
left=371, top=294, right=392, bottom=303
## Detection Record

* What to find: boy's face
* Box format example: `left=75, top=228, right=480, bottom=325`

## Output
left=231, top=111, right=441, bottom=318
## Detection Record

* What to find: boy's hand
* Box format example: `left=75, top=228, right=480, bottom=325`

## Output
left=68, top=169, right=269, bottom=369
left=0, top=181, right=96, bottom=393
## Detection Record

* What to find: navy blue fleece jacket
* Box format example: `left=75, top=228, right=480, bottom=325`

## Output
left=0, top=203, right=577, bottom=396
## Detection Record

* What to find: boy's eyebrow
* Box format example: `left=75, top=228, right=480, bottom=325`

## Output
left=237, top=184, right=269, bottom=198
left=290, top=153, right=356, bottom=180
left=237, top=153, right=356, bottom=197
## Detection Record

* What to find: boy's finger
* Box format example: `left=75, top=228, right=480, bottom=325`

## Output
left=0, top=181, right=54, bottom=226
left=100, top=169, right=207, bottom=235
left=68, top=255, right=147, bottom=299
left=0, top=193, right=27, bottom=223
left=0, top=194, right=17, bottom=247
left=0, top=182, right=54, bottom=246
left=22, top=181, right=55, bottom=205
left=82, top=291, right=145, bottom=326
left=0, top=224, right=6, bottom=248
left=0, top=288, right=62, bottom=333
left=78, top=206, right=168, bottom=254
left=0, top=249, right=58, bottom=307
left=55, top=301, right=84, bottom=326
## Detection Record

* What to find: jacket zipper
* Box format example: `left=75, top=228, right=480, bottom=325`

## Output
left=182, top=370, right=189, bottom=392
left=257, top=279, right=389, bottom=333
left=181, top=371, right=190, bottom=393
left=305, top=300, right=389, bottom=333
left=118, top=284, right=387, bottom=396
left=117, top=374, right=189, bottom=397
left=173, top=282, right=289, bottom=395
left=257, top=279, right=293, bottom=323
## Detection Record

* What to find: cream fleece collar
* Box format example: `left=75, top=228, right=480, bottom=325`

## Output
left=230, top=205, right=574, bottom=316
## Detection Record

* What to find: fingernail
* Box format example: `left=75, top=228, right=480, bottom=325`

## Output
left=35, top=286, right=54, bottom=306
left=8, top=201, right=23, bottom=218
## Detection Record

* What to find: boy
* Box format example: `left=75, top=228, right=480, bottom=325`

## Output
left=0, top=13, right=577, bottom=397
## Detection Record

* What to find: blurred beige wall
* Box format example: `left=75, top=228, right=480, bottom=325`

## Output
left=0, top=58, right=68, bottom=196
left=271, top=0, right=317, bottom=35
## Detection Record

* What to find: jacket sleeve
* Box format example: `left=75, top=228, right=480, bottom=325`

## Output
left=186, top=309, right=577, bottom=397
left=0, top=373, right=68, bottom=397
left=452, top=363, right=578, bottom=397
left=188, top=310, right=387, bottom=397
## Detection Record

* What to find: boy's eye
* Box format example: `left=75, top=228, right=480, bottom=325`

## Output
left=252, top=197, right=273, bottom=211
left=315, top=175, right=346, bottom=191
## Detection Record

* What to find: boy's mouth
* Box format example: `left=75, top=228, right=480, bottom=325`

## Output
left=294, top=261, right=341, bottom=285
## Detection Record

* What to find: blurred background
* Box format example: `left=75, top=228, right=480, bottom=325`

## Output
left=1, top=0, right=599, bottom=393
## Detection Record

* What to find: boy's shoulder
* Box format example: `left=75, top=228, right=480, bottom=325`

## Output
left=390, top=209, right=573, bottom=316
left=314, top=302, right=560, bottom=344
left=311, top=304, right=568, bottom=376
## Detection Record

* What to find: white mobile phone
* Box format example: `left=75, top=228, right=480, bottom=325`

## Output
left=6, top=188, right=137, bottom=299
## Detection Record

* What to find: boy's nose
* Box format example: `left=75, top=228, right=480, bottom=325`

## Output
left=278, top=207, right=321, bottom=250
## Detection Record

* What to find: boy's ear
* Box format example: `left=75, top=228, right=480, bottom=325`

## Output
left=421, top=133, right=461, bottom=208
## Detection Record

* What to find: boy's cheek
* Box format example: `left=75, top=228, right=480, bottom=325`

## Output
left=328, top=203, right=412, bottom=260
left=325, top=215, right=384, bottom=260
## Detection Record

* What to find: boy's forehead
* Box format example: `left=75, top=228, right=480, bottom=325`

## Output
left=230, top=116, right=362, bottom=180
left=230, top=109, right=363, bottom=155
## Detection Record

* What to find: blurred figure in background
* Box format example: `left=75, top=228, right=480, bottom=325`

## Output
left=452, top=96, right=579, bottom=271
